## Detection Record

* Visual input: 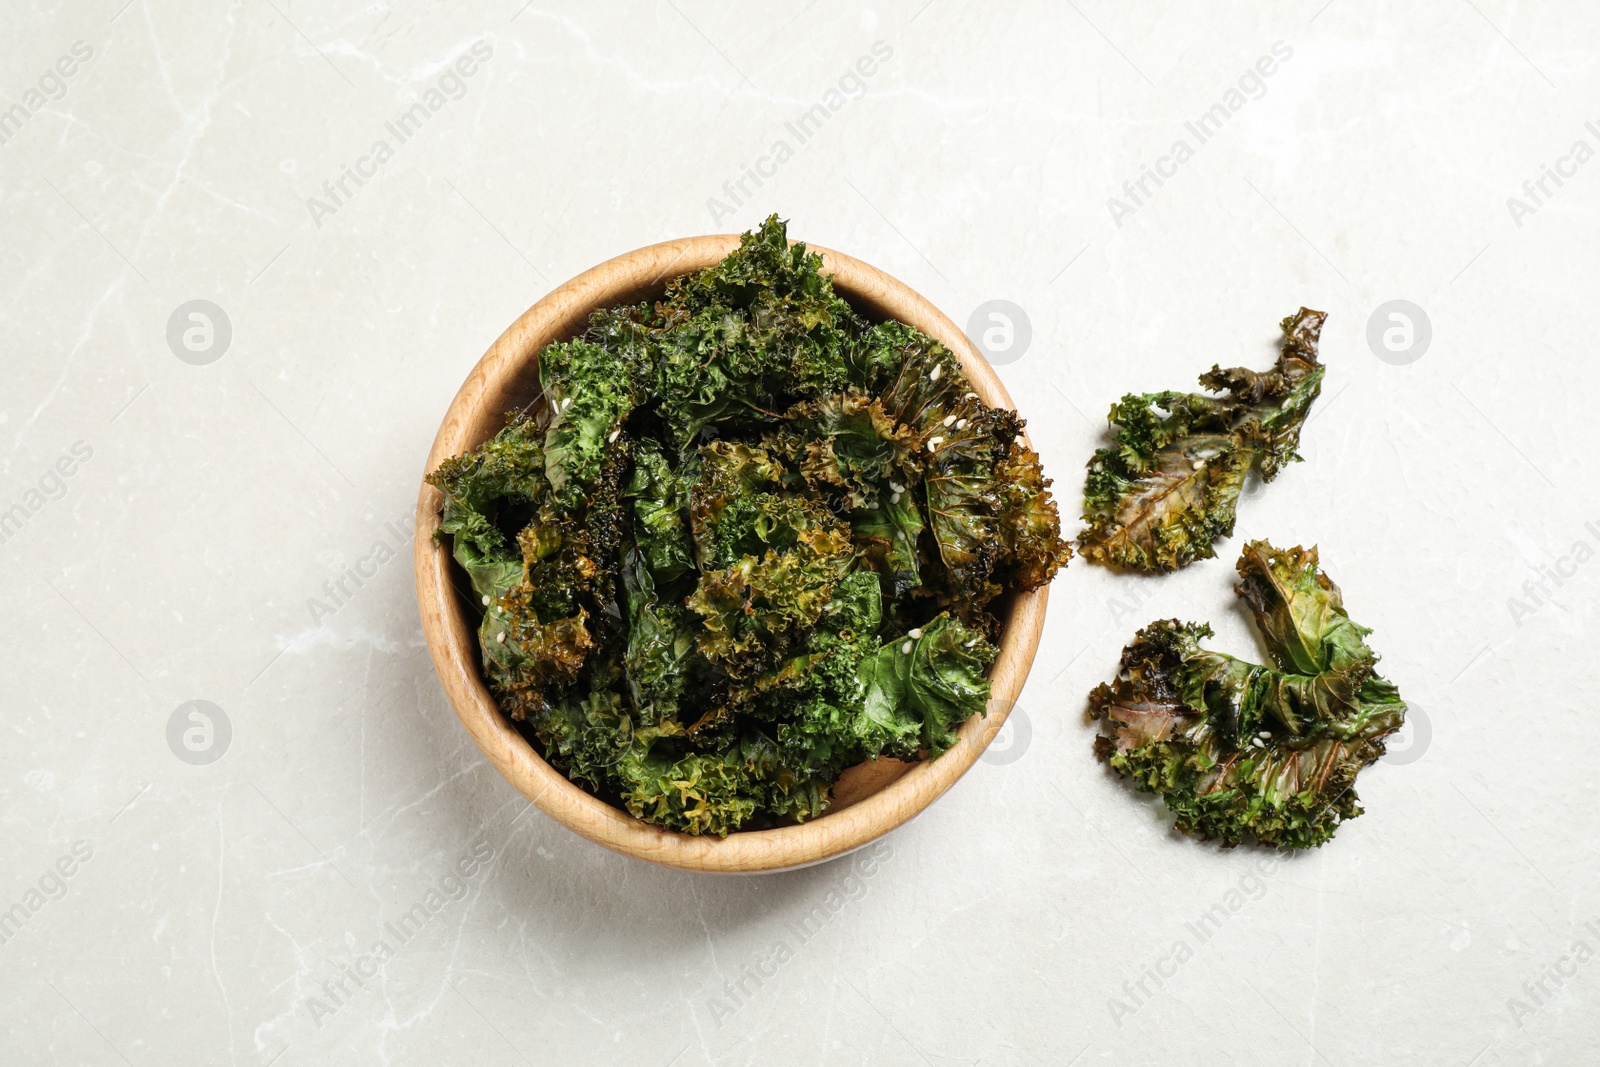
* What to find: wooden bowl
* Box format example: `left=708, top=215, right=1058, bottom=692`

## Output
left=414, top=235, right=1050, bottom=874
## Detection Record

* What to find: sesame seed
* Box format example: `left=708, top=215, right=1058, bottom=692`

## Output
left=1257, top=731, right=1272, bottom=740
left=900, top=640, right=913, bottom=654
left=496, top=632, right=506, bottom=644
left=889, top=481, right=905, bottom=493
left=927, top=436, right=944, bottom=452
left=943, top=414, right=956, bottom=427
left=481, top=595, right=491, bottom=606
left=608, top=428, right=621, bottom=443
left=560, top=396, right=573, bottom=411
left=929, top=364, right=943, bottom=382
left=890, top=492, right=901, bottom=504
left=1192, top=458, right=1205, bottom=470
left=955, top=418, right=967, bottom=430
left=908, top=628, right=923, bottom=639
left=963, top=391, right=977, bottom=400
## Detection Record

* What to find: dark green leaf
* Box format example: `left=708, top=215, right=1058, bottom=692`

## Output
left=1089, top=540, right=1407, bottom=848
left=1080, top=308, right=1327, bottom=572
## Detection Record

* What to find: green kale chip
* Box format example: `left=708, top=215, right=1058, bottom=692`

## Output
left=651, top=214, right=863, bottom=449
left=1089, top=540, right=1407, bottom=849
left=622, top=439, right=695, bottom=586
left=428, top=215, right=1071, bottom=835
left=1079, top=308, right=1327, bottom=573
left=539, top=338, right=643, bottom=505
left=872, top=326, right=1073, bottom=630
left=856, top=612, right=996, bottom=758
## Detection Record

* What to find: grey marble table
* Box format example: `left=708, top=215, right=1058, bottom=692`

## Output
left=2, top=2, right=1595, bottom=1064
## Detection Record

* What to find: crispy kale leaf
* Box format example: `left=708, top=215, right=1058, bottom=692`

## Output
left=1089, top=541, right=1406, bottom=848
left=539, top=338, right=644, bottom=506
left=764, top=392, right=927, bottom=599
left=856, top=612, right=996, bottom=758
left=1079, top=308, right=1327, bottom=573
left=429, top=215, right=1070, bottom=835
left=427, top=412, right=547, bottom=574
left=427, top=416, right=592, bottom=698
left=622, top=439, right=695, bottom=586
left=652, top=214, right=862, bottom=449
left=873, top=325, right=1073, bottom=627
left=737, top=582, right=996, bottom=776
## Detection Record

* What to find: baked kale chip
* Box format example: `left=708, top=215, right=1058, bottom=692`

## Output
left=1079, top=308, right=1326, bottom=573
left=427, top=215, right=1070, bottom=836
left=1089, top=541, right=1406, bottom=849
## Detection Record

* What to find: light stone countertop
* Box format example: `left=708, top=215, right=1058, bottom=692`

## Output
left=2, top=2, right=1596, bottom=1065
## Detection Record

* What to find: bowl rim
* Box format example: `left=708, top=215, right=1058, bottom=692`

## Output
left=414, top=233, right=1050, bottom=874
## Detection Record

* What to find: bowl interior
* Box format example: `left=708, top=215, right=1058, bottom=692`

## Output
left=415, top=235, right=1049, bottom=873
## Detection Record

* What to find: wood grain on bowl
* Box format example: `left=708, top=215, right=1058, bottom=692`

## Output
left=415, top=236, right=1050, bottom=874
